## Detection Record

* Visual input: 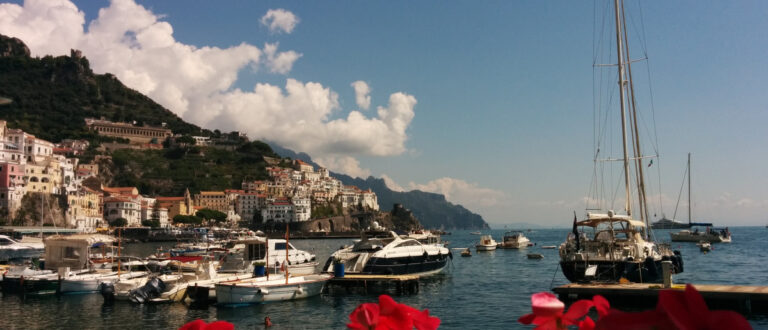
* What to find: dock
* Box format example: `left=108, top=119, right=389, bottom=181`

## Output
left=326, top=274, right=421, bottom=295
left=552, top=283, right=768, bottom=313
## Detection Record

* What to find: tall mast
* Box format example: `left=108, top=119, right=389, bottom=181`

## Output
left=688, top=153, right=692, bottom=225
left=613, top=0, right=632, bottom=216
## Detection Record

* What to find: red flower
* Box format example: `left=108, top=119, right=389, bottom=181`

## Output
left=348, top=295, right=440, bottom=330
left=518, top=292, right=602, bottom=330
left=595, top=284, right=751, bottom=330
left=179, top=319, right=235, bottom=330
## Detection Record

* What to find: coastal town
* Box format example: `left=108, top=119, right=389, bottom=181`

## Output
left=0, top=118, right=379, bottom=232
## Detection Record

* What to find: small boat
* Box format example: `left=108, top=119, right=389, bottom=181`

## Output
left=541, top=246, right=557, bottom=249
left=470, top=231, right=482, bottom=235
left=219, top=237, right=318, bottom=276
left=0, top=235, right=44, bottom=261
left=460, top=248, right=471, bottom=257
left=697, top=241, right=712, bottom=252
left=497, top=231, right=531, bottom=249
left=215, top=273, right=332, bottom=305
left=670, top=227, right=731, bottom=243
left=475, top=235, right=497, bottom=251
left=60, top=259, right=149, bottom=293
left=527, top=254, right=544, bottom=259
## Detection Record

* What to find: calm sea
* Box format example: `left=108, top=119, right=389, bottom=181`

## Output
left=2, top=227, right=767, bottom=329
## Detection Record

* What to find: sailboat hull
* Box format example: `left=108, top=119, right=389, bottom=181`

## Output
left=560, top=254, right=683, bottom=283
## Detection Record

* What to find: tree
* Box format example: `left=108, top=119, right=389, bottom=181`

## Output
left=175, top=135, right=196, bottom=146
left=173, top=214, right=202, bottom=225
left=110, top=217, right=128, bottom=227
left=141, top=219, right=160, bottom=228
left=196, top=208, right=227, bottom=223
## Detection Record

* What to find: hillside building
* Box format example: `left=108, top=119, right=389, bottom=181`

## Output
left=85, top=118, right=172, bottom=144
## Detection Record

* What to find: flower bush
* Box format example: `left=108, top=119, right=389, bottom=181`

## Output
left=179, top=319, right=234, bottom=330
left=519, top=284, right=752, bottom=330
left=348, top=294, right=440, bottom=330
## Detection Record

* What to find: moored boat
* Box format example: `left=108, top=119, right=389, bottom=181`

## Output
left=497, top=231, right=531, bottom=249
left=215, top=273, right=331, bottom=306
left=475, top=235, right=497, bottom=251
left=323, top=231, right=451, bottom=277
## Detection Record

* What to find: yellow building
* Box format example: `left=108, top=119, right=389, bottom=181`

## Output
left=156, top=189, right=195, bottom=220
left=67, top=187, right=103, bottom=229
left=194, top=191, right=229, bottom=213
left=24, top=158, right=61, bottom=194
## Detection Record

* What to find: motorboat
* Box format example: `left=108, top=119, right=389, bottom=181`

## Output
left=215, top=273, right=332, bottom=305
left=497, top=231, right=531, bottom=249
left=650, top=217, right=690, bottom=229
left=405, top=230, right=446, bottom=247
left=470, top=231, right=482, bottom=235
left=2, top=234, right=116, bottom=294
left=218, top=237, right=318, bottom=276
left=697, top=241, right=712, bottom=252
left=323, top=231, right=451, bottom=276
left=60, top=259, right=150, bottom=294
left=527, top=254, right=544, bottom=259
left=475, top=235, right=497, bottom=251
left=0, top=235, right=44, bottom=261
left=670, top=227, right=731, bottom=243
left=461, top=248, right=471, bottom=257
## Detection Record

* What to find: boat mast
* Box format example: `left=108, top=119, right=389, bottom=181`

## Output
left=613, top=0, right=632, bottom=217
left=688, top=152, right=691, bottom=225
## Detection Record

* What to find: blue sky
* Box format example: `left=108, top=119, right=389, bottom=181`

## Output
left=1, top=0, right=766, bottom=226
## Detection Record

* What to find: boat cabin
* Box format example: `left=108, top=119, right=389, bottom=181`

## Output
left=43, top=234, right=116, bottom=271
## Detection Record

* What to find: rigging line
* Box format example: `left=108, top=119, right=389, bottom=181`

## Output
left=672, top=162, right=688, bottom=221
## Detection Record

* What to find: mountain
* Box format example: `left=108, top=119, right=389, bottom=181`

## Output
left=0, top=34, right=205, bottom=144
left=268, top=144, right=490, bottom=230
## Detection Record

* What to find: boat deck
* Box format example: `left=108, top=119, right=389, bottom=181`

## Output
left=552, top=283, right=768, bottom=313
left=326, top=274, right=421, bottom=295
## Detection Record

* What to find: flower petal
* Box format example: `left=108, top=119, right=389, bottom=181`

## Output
left=563, top=299, right=594, bottom=322
left=349, top=303, right=380, bottom=329
left=518, top=313, right=537, bottom=325
left=203, top=321, right=235, bottom=330
left=379, top=295, right=399, bottom=316
left=578, top=316, right=595, bottom=330
left=591, top=295, right=610, bottom=317
left=684, top=284, right=709, bottom=321
left=658, top=288, right=697, bottom=329
left=705, top=311, right=752, bottom=330
left=179, top=320, right=207, bottom=330
left=412, top=309, right=441, bottom=330
left=531, top=292, right=565, bottom=317
left=595, top=309, right=676, bottom=330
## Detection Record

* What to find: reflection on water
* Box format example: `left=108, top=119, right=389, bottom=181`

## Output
left=1, top=227, right=766, bottom=329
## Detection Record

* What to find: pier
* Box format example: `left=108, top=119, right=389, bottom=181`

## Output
left=326, top=274, right=421, bottom=295
left=552, top=283, right=768, bottom=313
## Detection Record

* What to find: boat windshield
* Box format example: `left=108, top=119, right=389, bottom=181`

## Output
left=352, top=238, right=389, bottom=252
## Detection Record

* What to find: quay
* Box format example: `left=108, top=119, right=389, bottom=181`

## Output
left=326, top=274, right=421, bottom=295
left=552, top=283, right=768, bottom=313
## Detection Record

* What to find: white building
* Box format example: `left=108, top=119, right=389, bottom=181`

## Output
left=292, top=196, right=312, bottom=222
left=104, top=197, right=141, bottom=226
left=236, top=193, right=264, bottom=222
left=261, top=199, right=294, bottom=223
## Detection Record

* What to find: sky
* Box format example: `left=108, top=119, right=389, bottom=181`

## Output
left=1, top=0, right=767, bottom=227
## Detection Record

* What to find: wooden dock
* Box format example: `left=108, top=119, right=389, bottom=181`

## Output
left=326, top=274, right=421, bottom=295
left=552, top=283, right=768, bottom=313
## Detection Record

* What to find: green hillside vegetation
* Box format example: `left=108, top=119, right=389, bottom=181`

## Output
left=0, top=34, right=205, bottom=144
left=104, top=141, right=277, bottom=196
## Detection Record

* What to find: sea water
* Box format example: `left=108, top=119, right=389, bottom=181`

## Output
left=2, top=227, right=767, bottom=329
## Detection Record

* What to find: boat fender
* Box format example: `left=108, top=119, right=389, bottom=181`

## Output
left=295, top=286, right=304, bottom=295
left=423, top=251, right=428, bottom=261
left=259, top=288, right=269, bottom=295
left=673, top=250, right=684, bottom=273
left=644, top=257, right=658, bottom=278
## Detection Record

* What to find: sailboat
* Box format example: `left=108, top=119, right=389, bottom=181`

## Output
left=668, top=153, right=731, bottom=243
left=558, top=0, right=684, bottom=283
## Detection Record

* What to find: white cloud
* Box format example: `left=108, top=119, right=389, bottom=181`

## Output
left=406, top=177, right=506, bottom=209
left=0, top=0, right=417, bottom=165
left=351, top=80, right=371, bottom=110
left=264, top=42, right=301, bottom=74
left=260, top=8, right=299, bottom=34
left=381, top=174, right=405, bottom=192
left=315, top=156, right=371, bottom=179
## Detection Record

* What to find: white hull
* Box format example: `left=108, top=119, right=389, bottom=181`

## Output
left=670, top=232, right=730, bottom=243
left=476, top=244, right=496, bottom=251
left=215, top=274, right=330, bottom=305
left=61, top=271, right=149, bottom=293
left=155, top=273, right=255, bottom=303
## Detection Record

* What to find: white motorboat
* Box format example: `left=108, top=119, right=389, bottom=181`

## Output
left=219, top=237, right=318, bottom=276
left=475, top=235, right=497, bottom=251
left=60, top=260, right=149, bottom=293
left=670, top=227, right=731, bottom=243
left=323, top=231, right=451, bottom=277
left=497, top=231, right=531, bottom=249
left=697, top=241, right=712, bottom=252
left=0, top=235, right=44, bottom=261
left=215, top=273, right=331, bottom=305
